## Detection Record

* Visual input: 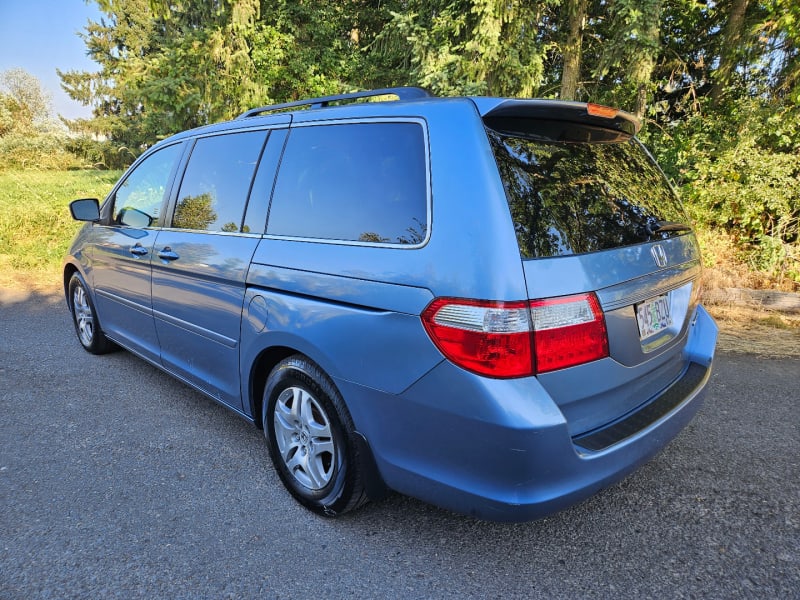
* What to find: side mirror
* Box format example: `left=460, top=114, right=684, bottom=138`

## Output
left=117, top=207, right=154, bottom=228
left=69, top=198, right=101, bottom=222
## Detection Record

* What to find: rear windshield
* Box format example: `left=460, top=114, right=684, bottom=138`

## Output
left=488, top=130, right=690, bottom=259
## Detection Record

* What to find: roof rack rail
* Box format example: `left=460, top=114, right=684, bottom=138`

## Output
left=237, top=86, right=432, bottom=119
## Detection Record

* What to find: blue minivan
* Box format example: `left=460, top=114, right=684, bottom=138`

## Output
left=65, top=87, right=718, bottom=521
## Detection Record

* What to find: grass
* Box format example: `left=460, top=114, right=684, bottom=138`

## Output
left=706, top=304, right=800, bottom=357
left=695, top=227, right=799, bottom=293
left=695, top=226, right=800, bottom=356
left=0, top=169, right=122, bottom=290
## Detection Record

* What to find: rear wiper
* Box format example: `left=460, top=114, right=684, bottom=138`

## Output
left=652, top=221, right=692, bottom=233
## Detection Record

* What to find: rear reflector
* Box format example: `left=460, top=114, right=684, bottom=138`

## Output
left=421, top=294, right=608, bottom=378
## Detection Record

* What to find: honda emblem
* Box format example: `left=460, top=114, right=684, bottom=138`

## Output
left=651, top=244, right=668, bottom=268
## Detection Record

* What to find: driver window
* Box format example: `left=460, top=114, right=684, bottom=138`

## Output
left=113, top=143, right=183, bottom=227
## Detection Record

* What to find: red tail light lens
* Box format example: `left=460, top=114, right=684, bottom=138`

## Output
left=421, top=294, right=608, bottom=378
left=530, top=293, right=608, bottom=373
left=421, top=299, right=533, bottom=378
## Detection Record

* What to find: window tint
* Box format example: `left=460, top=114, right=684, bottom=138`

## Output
left=267, top=122, right=427, bottom=244
left=173, top=131, right=267, bottom=232
left=488, top=131, right=690, bottom=259
left=113, top=143, right=183, bottom=227
left=243, top=129, right=288, bottom=235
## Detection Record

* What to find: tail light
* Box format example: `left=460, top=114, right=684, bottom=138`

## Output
left=421, top=293, right=608, bottom=378
left=529, top=294, right=608, bottom=373
left=421, top=299, right=533, bottom=378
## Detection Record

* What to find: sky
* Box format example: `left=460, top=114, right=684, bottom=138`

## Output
left=0, top=0, right=104, bottom=119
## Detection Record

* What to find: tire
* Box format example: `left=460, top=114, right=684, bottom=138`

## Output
left=68, top=272, right=114, bottom=355
left=262, top=355, right=368, bottom=517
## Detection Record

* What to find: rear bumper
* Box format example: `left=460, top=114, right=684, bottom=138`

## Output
left=342, top=305, right=718, bottom=522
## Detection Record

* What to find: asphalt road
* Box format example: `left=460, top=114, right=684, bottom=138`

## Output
left=1, top=290, right=798, bottom=599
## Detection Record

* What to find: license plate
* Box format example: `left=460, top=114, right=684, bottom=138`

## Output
left=636, top=294, right=672, bottom=340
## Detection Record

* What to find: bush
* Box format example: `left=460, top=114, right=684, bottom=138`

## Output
left=645, top=100, right=800, bottom=288
left=64, top=136, right=138, bottom=170
left=0, top=132, right=80, bottom=171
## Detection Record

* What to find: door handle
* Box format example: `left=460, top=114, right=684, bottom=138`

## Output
left=129, top=244, right=148, bottom=257
left=157, top=247, right=179, bottom=261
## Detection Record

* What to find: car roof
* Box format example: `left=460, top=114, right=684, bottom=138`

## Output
left=152, top=87, right=639, bottom=150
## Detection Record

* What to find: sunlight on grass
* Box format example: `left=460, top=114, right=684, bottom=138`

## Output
left=0, top=169, right=121, bottom=285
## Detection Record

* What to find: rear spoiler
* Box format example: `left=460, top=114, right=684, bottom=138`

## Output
left=475, top=98, right=640, bottom=143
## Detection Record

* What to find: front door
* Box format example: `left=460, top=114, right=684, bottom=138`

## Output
left=90, top=142, right=185, bottom=362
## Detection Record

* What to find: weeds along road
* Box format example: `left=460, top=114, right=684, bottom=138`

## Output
left=1, top=290, right=798, bottom=599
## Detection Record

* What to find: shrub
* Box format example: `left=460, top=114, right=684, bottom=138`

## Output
left=645, top=100, right=800, bottom=287
left=64, top=137, right=138, bottom=170
left=0, top=132, right=80, bottom=171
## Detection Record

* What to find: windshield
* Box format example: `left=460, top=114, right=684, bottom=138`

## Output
left=488, top=130, right=690, bottom=259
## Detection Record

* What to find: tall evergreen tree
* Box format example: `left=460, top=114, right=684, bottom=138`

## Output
left=380, top=0, right=559, bottom=96
left=59, top=0, right=403, bottom=154
left=559, top=0, right=588, bottom=100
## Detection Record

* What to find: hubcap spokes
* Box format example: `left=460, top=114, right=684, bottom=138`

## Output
left=73, top=286, right=94, bottom=345
left=273, top=387, right=335, bottom=490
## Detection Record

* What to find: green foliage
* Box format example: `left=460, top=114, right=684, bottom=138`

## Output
left=763, top=0, right=800, bottom=104
left=173, top=193, right=217, bottom=230
left=381, top=0, right=557, bottom=97
left=0, top=68, right=54, bottom=133
left=59, top=0, right=403, bottom=156
left=43, top=0, right=800, bottom=288
left=58, top=0, right=264, bottom=155
left=0, top=95, right=16, bottom=136
left=0, top=170, right=122, bottom=277
left=62, top=137, right=138, bottom=170
left=591, top=0, right=662, bottom=115
left=248, top=3, right=359, bottom=102
left=0, top=69, right=81, bottom=171
left=645, top=99, right=800, bottom=284
left=0, top=133, right=80, bottom=171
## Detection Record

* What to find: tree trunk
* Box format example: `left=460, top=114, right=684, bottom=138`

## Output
left=711, top=0, right=750, bottom=105
left=630, top=0, right=662, bottom=120
left=560, top=0, right=588, bottom=101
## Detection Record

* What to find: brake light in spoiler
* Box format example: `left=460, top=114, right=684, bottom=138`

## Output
left=586, top=103, right=619, bottom=119
left=478, top=98, right=641, bottom=140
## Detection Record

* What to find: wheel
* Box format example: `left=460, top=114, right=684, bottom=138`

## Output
left=68, top=272, right=114, bottom=354
left=263, top=355, right=367, bottom=517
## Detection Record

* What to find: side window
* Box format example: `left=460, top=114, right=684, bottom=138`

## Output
left=243, top=128, right=288, bottom=235
left=113, top=143, right=183, bottom=227
left=172, top=131, right=267, bottom=232
left=267, top=122, right=428, bottom=244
